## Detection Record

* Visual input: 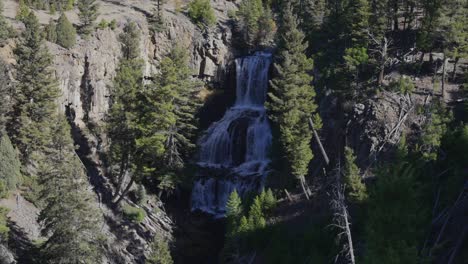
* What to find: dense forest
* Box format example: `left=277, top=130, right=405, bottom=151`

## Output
left=0, top=0, right=466, bottom=263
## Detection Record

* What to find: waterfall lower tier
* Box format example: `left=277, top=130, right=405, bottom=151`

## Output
left=191, top=52, right=272, bottom=217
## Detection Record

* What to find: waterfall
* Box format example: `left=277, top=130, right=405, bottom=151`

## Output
left=191, top=52, right=273, bottom=217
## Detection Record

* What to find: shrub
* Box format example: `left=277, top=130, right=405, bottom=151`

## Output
left=0, top=206, right=9, bottom=242
left=44, top=19, right=58, bottom=43
left=188, top=0, right=216, bottom=27
left=56, top=13, right=76, bottom=48
left=147, top=235, right=174, bottom=264
left=122, top=204, right=146, bottom=223
left=97, top=19, right=109, bottom=30
left=109, top=19, right=117, bottom=30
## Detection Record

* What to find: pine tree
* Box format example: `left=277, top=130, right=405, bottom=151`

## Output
left=149, top=0, right=167, bottom=33
left=78, top=0, right=99, bottom=36
left=247, top=196, right=266, bottom=229
left=262, top=188, right=276, bottom=212
left=362, top=164, right=429, bottom=264
left=38, top=115, right=103, bottom=263
left=267, top=3, right=319, bottom=196
left=345, top=0, right=370, bottom=47
left=56, top=13, right=76, bottom=48
left=107, top=21, right=144, bottom=204
left=237, top=0, right=264, bottom=48
left=343, top=147, right=367, bottom=203
left=226, top=190, right=242, bottom=237
left=10, top=12, right=60, bottom=159
left=44, top=19, right=58, bottom=43
left=119, top=22, right=141, bottom=60
left=140, top=45, right=202, bottom=194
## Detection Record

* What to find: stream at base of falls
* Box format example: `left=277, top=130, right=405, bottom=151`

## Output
left=191, top=52, right=273, bottom=218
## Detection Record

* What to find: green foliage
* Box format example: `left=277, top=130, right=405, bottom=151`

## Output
left=38, top=115, right=103, bottom=263
left=344, top=47, right=369, bottom=71
left=25, top=0, right=75, bottom=11
left=56, top=13, right=77, bottom=48
left=361, top=164, right=430, bottom=264
left=97, top=19, right=109, bottom=30
left=119, top=22, right=141, bottom=60
left=395, top=133, right=409, bottom=161
left=107, top=21, right=145, bottom=201
left=0, top=206, right=9, bottom=243
left=267, top=3, right=319, bottom=182
left=149, top=0, right=166, bottom=33
left=343, top=147, right=367, bottom=203
left=147, top=235, right=173, bottom=264
left=345, top=0, right=370, bottom=47
left=11, top=12, right=60, bottom=159
left=261, top=221, right=336, bottom=264
left=44, top=19, right=58, bottom=43
left=78, top=0, right=99, bottom=36
left=0, top=0, right=14, bottom=46
left=418, top=101, right=451, bottom=161
left=109, top=19, right=117, bottom=30
left=16, top=0, right=30, bottom=21
left=247, top=196, right=266, bottom=229
left=122, top=204, right=146, bottom=223
left=237, top=0, right=276, bottom=48
left=389, top=76, right=415, bottom=94
left=0, top=134, right=22, bottom=194
left=188, top=0, right=216, bottom=28
left=141, top=45, right=202, bottom=187
left=226, top=190, right=242, bottom=237
left=261, top=188, right=276, bottom=212
left=0, top=59, right=10, bottom=133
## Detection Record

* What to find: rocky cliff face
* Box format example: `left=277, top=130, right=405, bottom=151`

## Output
left=0, top=0, right=239, bottom=263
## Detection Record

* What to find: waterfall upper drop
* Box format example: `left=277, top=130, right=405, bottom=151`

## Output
left=191, top=52, right=273, bottom=217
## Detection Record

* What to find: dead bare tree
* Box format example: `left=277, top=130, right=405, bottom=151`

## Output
left=330, top=165, right=356, bottom=264
left=309, top=117, right=330, bottom=165
left=367, top=31, right=393, bottom=86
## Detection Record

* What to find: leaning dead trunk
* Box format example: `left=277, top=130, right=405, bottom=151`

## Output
left=309, top=118, right=330, bottom=165
left=113, top=176, right=135, bottom=205
left=330, top=166, right=356, bottom=264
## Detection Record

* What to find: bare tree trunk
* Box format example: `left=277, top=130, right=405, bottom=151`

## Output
left=451, top=57, right=459, bottom=81
left=308, top=118, right=329, bottom=165
left=113, top=177, right=135, bottom=205
left=331, top=165, right=356, bottom=264
left=442, top=53, right=447, bottom=102
left=299, top=176, right=310, bottom=200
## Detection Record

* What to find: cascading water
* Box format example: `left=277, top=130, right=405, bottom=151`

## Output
left=191, top=52, right=273, bottom=217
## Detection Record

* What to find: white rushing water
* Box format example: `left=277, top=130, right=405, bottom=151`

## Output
left=191, top=52, right=273, bottom=217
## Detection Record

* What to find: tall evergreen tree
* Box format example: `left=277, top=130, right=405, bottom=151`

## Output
left=78, top=0, right=99, bottom=36
left=107, top=21, right=144, bottom=204
left=38, top=115, right=103, bottom=263
left=10, top=12, right=60, bottom=159
left=267, top=3, right=319, bottom=197
left=140, top=45, right=202, bottom=194
left=56, top=13, right=77, bottom=48
left=226, top=190, right=242, bottom=237
left=345, top=0, right=370, bottom=47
